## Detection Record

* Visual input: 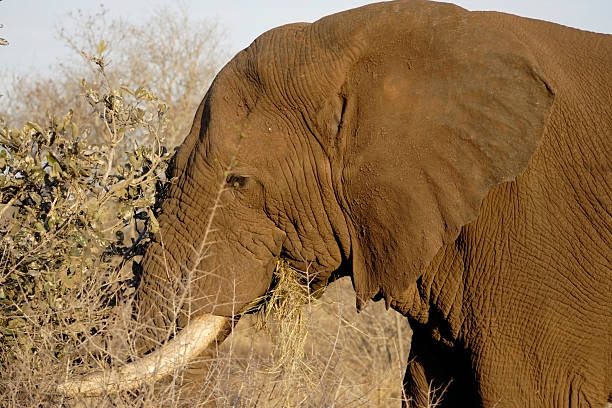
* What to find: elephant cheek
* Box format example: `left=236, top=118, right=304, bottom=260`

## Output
left=192, top=248, right=279, bottom=317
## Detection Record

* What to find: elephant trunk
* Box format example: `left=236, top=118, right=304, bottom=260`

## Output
left=133, top=225, right=213, bottom=353
left=57, top=233, right=235, bottom=397
left=57, top=313, right=231, bottom=396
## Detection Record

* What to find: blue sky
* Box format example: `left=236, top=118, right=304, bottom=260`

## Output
left=1, top=1, right=611, bottom=91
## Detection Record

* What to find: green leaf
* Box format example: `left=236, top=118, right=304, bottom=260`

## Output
left=46, top=153, right=65, bottom=179
left=29, top=192, right=42, bottom=205
left=25, top=121, right=45, bottom=136
left=135, top=87, right=147, bottom=99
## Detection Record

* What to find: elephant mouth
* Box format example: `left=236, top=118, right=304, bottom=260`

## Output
left=278, top=251, right=333, bottom=285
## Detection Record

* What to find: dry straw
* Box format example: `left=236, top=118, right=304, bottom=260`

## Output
left=253, top=260, right=316, bottom=374
left=246, top=260, right=323, bottom=406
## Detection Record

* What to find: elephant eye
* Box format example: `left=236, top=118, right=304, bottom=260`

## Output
left=225, top=174, right=248, bottom=189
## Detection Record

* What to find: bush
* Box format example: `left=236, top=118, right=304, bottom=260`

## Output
left=1, top=4, right=226, bottom=148
left=0, top=51, right=175, bottom=406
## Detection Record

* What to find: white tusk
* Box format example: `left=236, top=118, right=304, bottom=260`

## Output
left=57, top=314, right=231, bottom=396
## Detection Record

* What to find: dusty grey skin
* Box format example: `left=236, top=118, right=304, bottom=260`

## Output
left=65, top=1, right=612, bottom=406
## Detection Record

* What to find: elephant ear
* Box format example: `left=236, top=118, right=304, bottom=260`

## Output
left=338, top=7, right=555, bottom=309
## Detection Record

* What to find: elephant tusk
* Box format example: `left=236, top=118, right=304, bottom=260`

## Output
left=57, top=314, right=231, bottom=396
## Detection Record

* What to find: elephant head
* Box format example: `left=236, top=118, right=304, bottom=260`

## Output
left=59, top=0, right=557, bottom=396
left=137, top=0, right=553, bottom=319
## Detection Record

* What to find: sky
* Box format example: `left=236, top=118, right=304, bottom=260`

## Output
left=1, top=0, right=611, bottom=92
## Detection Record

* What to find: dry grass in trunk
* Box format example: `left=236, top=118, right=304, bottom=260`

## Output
left=244, top=261, right=320, bottom=407
left=253, top=261, right=314, bottom=374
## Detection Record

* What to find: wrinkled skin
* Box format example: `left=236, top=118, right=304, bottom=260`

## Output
left=136, top=1, right=611, bottom=406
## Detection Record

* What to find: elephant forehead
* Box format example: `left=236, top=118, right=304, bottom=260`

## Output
left=203, top=92, right=301, bottom=168
left=380, top=67, right=415, bottom=103
left=206, top=108, right=289, bottom=159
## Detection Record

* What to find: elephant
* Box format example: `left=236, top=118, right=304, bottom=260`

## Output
left=59, top=1, right=611, bottom=406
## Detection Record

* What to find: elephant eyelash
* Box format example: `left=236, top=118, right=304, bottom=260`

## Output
left=225, top=174, right=248, bottom=189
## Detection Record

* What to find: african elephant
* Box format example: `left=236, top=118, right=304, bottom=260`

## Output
left=60, top=1, right=611, bottom=406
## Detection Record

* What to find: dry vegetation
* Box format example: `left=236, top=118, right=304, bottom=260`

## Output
left=2, top=5, right=225, bottom=147
left=0, top=5, right=412, bottom=407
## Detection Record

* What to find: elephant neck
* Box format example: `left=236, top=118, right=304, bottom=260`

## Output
left=392, top=238, right=472, bottom=348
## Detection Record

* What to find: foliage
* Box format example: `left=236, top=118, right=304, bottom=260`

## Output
left=0, top=50, right=173, bottom=403
left=1, top=4, right=225, bottom=148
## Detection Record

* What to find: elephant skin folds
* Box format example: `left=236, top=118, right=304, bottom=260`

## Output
left=128, top=1, right=612, bottom=406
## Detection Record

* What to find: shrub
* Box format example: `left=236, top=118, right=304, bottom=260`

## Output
left=0, top=52, right=174, bottom=405
left=1, top=4, right=226, bottom=147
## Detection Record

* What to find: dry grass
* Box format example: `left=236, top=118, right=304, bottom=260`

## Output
left=216, top=274, right=412, bottom=408
left=0, top=257, right=412, bottom=408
